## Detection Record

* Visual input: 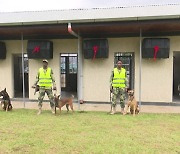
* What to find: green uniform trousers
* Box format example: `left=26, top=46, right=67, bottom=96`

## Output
left=38, top=87, right=54, bottom=108
left=112, top=87, right=126, bottom=108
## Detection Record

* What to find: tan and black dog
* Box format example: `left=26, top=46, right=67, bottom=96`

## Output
left=54, top=94, right=74, bottom=114
left=0, top=88, right=13, bottom=112
left=124, top=89, right=139, bottom=116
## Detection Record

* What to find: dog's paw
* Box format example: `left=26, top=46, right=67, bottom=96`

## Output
left=123, top=112, right=127, bottom=115
left=1, top=104, right=4, bottom=109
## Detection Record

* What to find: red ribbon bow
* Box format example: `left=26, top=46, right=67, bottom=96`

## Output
left=32, top=46, right=40, bottom=53
left=93, top=45, right=99, bottom=60
left=153, top=45, right=159, bottom=60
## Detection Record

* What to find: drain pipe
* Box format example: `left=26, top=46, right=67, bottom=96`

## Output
left=68, top=23, right=83, bottom=110
left=139, top=29, right=142, bottom=111
left=68, top=23, right=79, bottom=37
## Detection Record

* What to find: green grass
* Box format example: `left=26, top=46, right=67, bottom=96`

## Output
left=0, top=109, right=179, bottom=154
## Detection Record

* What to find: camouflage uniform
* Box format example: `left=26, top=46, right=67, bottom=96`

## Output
left=112, top=87, right=126, bottom=108
left=110, top=69, right=128, bottom=110
left=38, top=88, right=54, bottom=108
left=34, top=68, right=56, bottom=109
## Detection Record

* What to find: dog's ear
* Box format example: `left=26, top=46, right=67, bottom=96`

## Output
left=4, top=88, right=6, bottom=92
left=127, top=88, right=131, bottom=92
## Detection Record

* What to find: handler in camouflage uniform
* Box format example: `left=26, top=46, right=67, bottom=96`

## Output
left=32, top=59, right=56, bottom=115
left=110, top=60, right=128, bottom=115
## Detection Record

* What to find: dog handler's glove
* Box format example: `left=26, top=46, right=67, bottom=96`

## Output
left=110, top=86, right=113, bottom=93
left=53, top=86, right=57, bottom=91
left=32, top=85, right=36, bottom=89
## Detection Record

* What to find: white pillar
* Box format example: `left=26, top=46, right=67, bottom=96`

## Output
left=77, top=36, right=83, bottom=110
left=21, top=33, right=26, bottom=108
left=68, top=23, right=83, bottom=110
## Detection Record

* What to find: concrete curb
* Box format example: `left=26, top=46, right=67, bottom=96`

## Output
left=5, top=101, right=180, bottom=113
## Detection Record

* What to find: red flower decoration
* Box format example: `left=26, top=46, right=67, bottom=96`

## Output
left=153, top=45, right=159, bottom=60
left=32, top=46, right=40, bottom=53
left=93, top=45, right=99, bottom=60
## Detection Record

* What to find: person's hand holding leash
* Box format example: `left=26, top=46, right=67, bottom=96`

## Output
left=32, top=85, right=36, bottom=89
left=53, top=86, right=57, bottom=91
left=110, top=86, right=113, bottom=93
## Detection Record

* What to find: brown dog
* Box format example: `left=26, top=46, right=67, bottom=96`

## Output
left=0, top=88, right=13, bottom=112
left=54, top=94, right=74, bottom=114
left=123, top=89, right=139, bottom=116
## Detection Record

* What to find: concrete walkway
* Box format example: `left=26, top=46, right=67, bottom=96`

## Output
left=6, top=101, right=180, bottom=113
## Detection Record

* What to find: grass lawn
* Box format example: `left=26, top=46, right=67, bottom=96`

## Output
left=0, top=109, right=179, bottom=154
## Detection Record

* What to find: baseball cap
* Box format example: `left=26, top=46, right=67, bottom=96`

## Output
left=42, top=59, right=48, bottom=63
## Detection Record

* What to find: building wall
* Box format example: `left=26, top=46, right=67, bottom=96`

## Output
left=83, top=37, right=175, bottom=103
left=83, top=37, right=139, bottom=102
left=1, top=37, right=179, bottom=103
left=0, top=39, right=77, bottom=100
left=29, top=39, right=78, bottom=100
left=0, top=40, right=24, bottom=97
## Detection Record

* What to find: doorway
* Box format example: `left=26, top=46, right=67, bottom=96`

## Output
left=13, top=54, right=29, bottom=98
left=173, top=52, right=180, bottom=101
left=60, top=54, right=77, bottom=96
left=114, top=52, right=135, bottom=89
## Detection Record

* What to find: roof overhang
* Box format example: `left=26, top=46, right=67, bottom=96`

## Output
left=1, top=19, right=180, bottom=40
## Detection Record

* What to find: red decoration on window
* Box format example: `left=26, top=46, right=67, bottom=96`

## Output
left=32, top=46, right=40, bottom=53
left=153, top=45, right=159, bottom=60
left=93, top=45, right=99, bottom=60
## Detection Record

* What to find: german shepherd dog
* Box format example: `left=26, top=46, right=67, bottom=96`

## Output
left=0, top=88, right=13, bottom=112
left=123, top=89, right=139, bottom=116
left=54, top=94, right=74, bottom=114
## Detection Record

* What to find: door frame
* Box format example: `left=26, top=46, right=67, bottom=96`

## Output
left=60, top=53, right=78, bottom=92
left=173, top=51, right=180, bottom=101
left=13, top=54, right=29, bottom=98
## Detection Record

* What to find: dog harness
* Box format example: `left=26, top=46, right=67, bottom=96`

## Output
left=112, top=68, right=126, bottom=88
left=38, top=67, right=53, bottom=88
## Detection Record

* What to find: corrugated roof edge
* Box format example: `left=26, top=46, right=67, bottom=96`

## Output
left=0, top=3, right=180, bottom=14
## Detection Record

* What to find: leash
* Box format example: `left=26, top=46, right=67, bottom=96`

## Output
left=53, top=89, right=57, bottom=115
left=110, top=90, right=112, bottom=113
left=33, top=85, right=39, bottom=95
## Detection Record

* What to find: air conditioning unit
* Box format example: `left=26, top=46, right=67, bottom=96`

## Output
left=27, top=40, right=53, bottom=59
left=83, top=39, right=109, bottom=59
left=0, top=42, right=6, bottom=59
left=142, top=38, right=170, bottom=59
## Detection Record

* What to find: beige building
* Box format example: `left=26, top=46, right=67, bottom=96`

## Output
left=0, top=4, right=180, bottom=105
